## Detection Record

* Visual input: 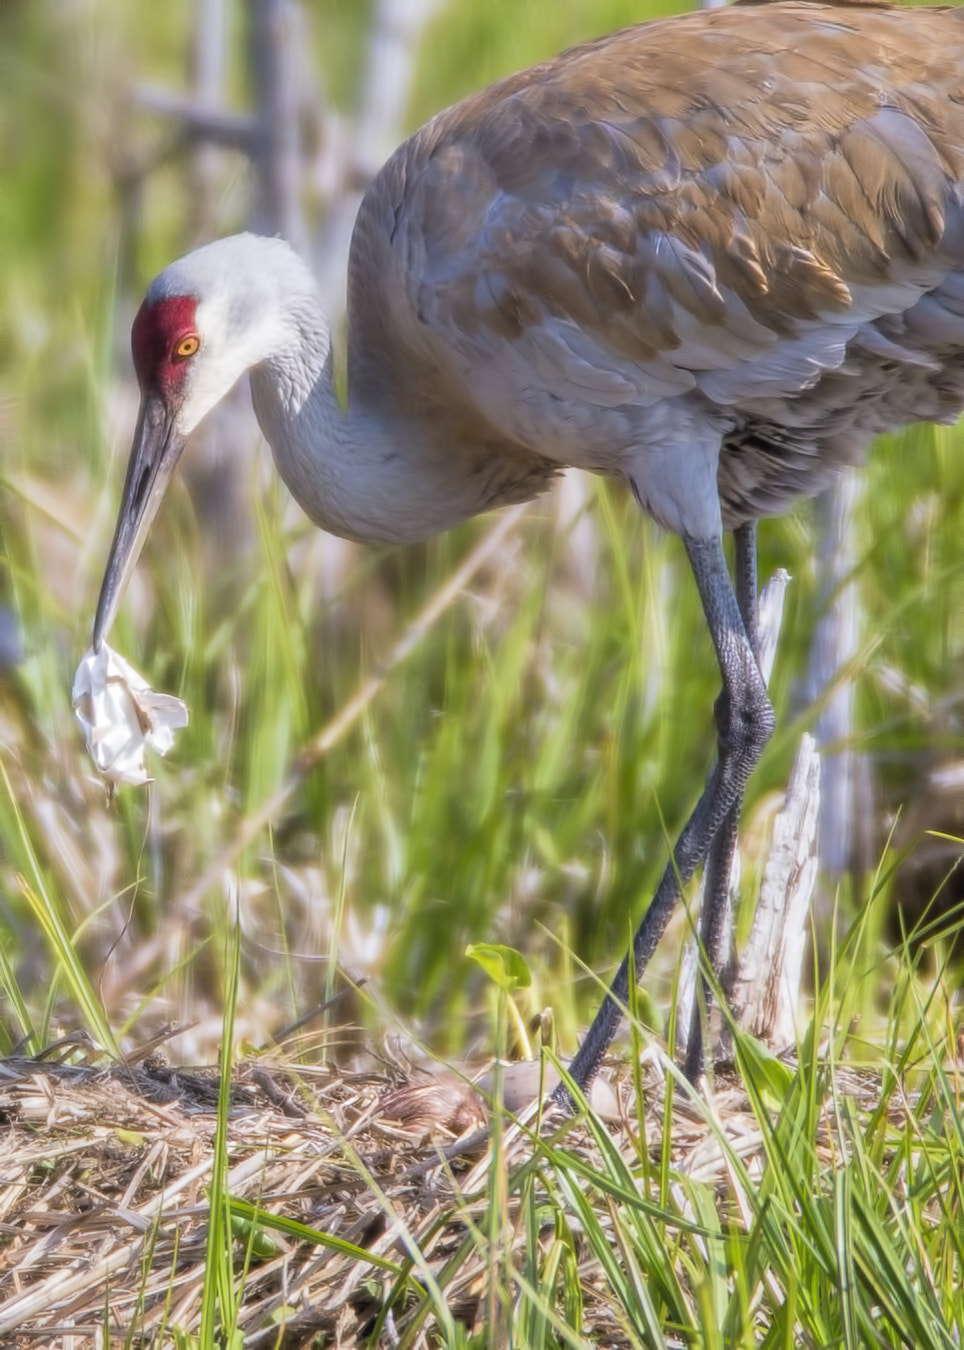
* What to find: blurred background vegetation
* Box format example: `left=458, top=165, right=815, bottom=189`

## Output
left=0, top=0, right=962, bottom=1068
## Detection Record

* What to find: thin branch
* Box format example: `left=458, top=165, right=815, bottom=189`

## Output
left=132, top=86, right=257, bottom=151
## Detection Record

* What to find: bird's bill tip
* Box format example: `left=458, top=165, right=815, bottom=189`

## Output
left=92, top=392, right=186, bottom=650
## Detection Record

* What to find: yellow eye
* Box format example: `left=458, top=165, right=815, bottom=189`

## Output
left=173, top=334, right=200, bottom=360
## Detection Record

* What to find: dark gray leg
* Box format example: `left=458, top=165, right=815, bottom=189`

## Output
left=556, top=528, right=773, bottom=1108
left=683, top=523, right=761, bottom=1082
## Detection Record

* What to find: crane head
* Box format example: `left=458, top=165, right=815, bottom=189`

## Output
left=92, top=234, right=298, bottom=649
left=92, top=295, right=199, bottom=650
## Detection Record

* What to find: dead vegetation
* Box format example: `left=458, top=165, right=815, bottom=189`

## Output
left=0, top=1041, right=898, bottom=1348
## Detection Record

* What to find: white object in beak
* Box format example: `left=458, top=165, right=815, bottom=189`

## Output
left=72, top=643, right=188, bottom=787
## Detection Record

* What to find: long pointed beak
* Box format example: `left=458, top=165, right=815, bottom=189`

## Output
left=93, top=391, right=186, bottom=650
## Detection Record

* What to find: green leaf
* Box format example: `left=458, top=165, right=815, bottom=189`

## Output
left=466, top=942, right=532, bottom=991
left=739, top=1034, right=795, bottom=1106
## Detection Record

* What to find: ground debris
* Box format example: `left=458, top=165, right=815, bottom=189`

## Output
left=0, top=1047, right=893, bottom=1346
left=0, top=1051, right=488, bottom=1345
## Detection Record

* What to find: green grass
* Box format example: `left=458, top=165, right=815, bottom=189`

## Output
left=444, top=936, right=964, bottom=1349
left=158, top=916, right=964, bottom=1346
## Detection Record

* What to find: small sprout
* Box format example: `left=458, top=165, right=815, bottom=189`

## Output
left=466, top=942, right=531, bottom=992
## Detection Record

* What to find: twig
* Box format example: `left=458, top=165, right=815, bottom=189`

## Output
left=807, top=472, right=869, bottom=878
left=132, top=87, right=256, bottom=150
left=730, top=733, right=821, bottom=1048
left=247, top=0, right=305, bottom=248
left=314, top=0, right=442, bottom=312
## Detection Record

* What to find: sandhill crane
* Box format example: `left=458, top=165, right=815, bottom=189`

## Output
left=91, top=2, right=964, bottom=1100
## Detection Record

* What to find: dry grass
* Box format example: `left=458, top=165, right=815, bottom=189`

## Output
left=0, top=1049, right=479, bottom=1346
left=0, top=1043, right=906, bottom=1348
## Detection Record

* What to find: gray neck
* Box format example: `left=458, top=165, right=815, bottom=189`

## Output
left=248, top=300, right=484, bottom=546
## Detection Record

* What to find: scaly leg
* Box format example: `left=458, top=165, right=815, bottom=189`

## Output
left=557, top=529, right=773, bottom=1107
left=683, top=523, right=761, bottom=1082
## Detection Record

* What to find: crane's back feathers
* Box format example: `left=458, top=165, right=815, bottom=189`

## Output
left=347, top=1, right=964, bottom=531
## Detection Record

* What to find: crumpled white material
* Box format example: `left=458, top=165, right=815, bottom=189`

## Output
left=72, top=643, right=188, bottom=786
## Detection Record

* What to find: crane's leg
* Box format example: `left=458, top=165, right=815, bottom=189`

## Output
left=683, top=523, right=761, bottom=1082
left=557, top=529, right=773, bottom=1107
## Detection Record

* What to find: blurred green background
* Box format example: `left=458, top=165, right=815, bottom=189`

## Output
left=0, top=0, right=961, bottom=1066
